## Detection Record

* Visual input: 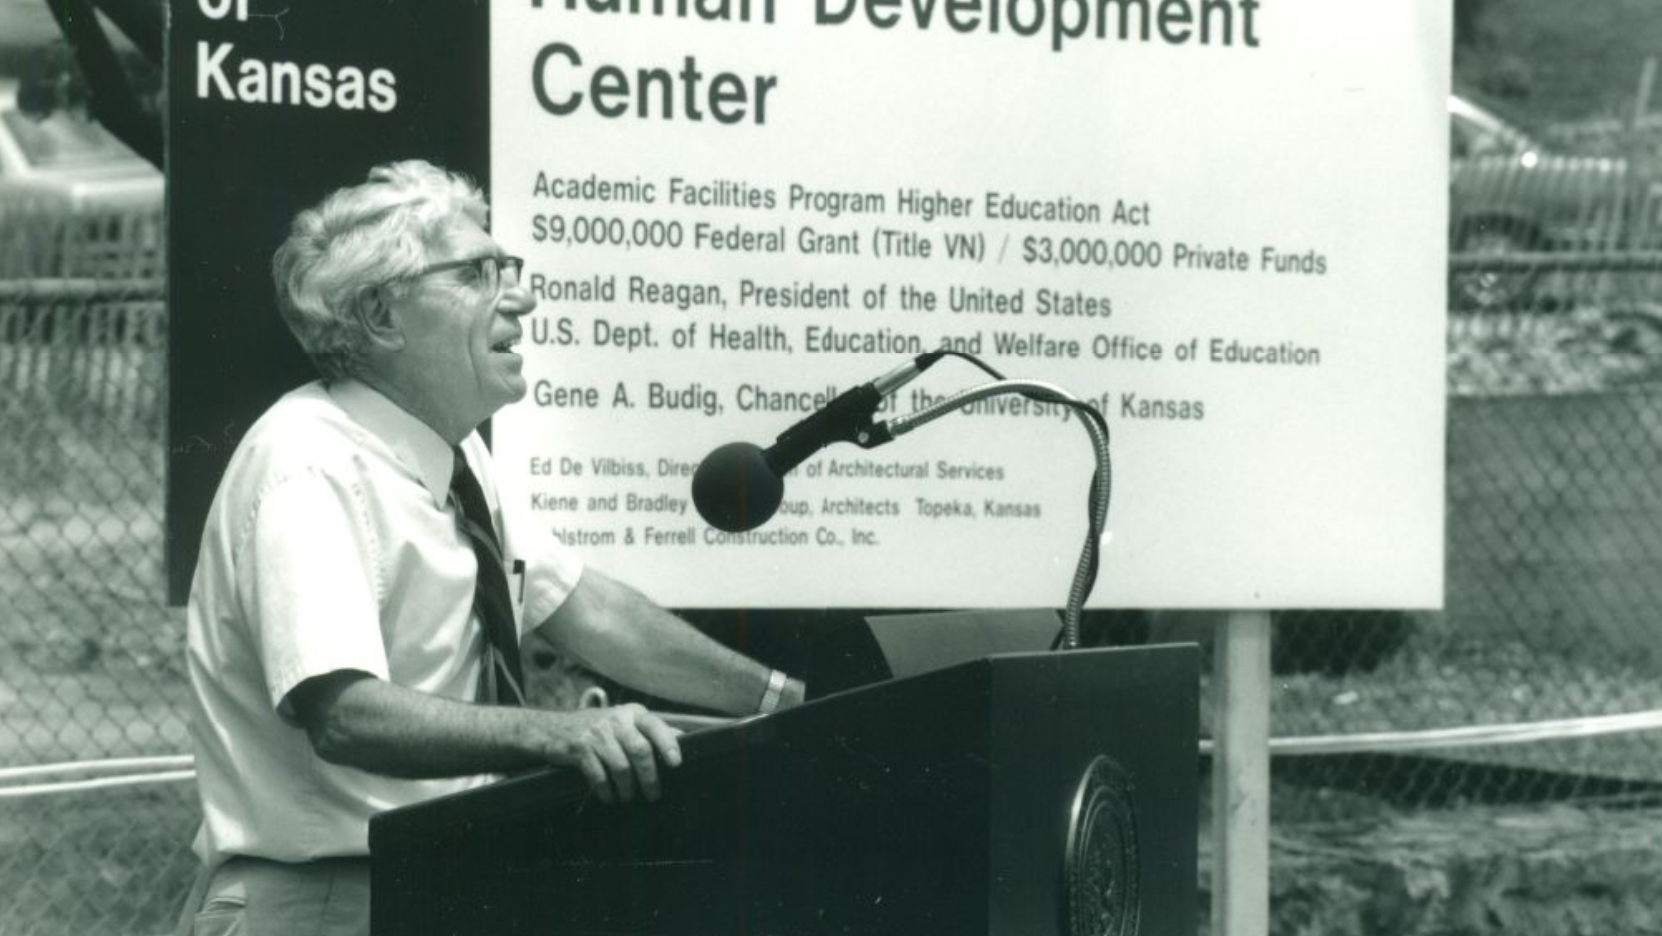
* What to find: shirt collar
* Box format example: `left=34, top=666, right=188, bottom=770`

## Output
left=328, top=379, right=456, bottom=508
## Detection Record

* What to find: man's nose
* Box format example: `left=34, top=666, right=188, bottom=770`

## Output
left=497, top=274, right=536, bottom=317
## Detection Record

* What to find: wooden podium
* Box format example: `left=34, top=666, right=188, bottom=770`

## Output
left=370, top=645, right=1198, bottom=936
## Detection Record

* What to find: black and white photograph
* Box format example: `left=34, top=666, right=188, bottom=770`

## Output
left=1, top=0, right=1659, bottom=934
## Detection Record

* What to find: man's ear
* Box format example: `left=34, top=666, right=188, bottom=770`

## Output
left=357, top=287, right=404, bottom=352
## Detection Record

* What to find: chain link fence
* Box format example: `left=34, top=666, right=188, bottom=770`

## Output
left=4, top=209, right=1662, bottom=933
left=0, top=204, right=192, bottom=936
left=1217, top=252, right=1662, bottom=935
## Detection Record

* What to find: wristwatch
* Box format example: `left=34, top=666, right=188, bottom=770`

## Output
left=758, top=669, right=788, bottom=715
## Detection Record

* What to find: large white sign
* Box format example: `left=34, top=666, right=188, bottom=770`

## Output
left=491, top=0, right=1449, bottom=609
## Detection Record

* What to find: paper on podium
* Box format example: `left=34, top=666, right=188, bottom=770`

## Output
left=864, top=609, right=1062, bottom=679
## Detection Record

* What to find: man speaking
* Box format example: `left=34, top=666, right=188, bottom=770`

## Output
left=174, top=159, right=803, bottom=936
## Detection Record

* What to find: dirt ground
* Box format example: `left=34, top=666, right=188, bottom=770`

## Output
left=1200, top=789, right=1662, bottom=936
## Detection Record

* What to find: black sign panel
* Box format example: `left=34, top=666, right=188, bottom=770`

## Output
left=166, top=0, right=489, bottom=602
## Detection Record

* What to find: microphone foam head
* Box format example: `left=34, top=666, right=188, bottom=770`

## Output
left=692, top=442, right=784, bottom=533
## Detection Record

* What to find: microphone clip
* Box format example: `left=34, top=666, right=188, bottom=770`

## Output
left=766, top=383, right=894, bottom=475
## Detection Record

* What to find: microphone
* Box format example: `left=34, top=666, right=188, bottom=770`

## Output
left=693, top=353, right=939, bottom=532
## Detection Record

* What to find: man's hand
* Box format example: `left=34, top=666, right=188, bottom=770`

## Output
left=540, top=703, right=683, bottom=803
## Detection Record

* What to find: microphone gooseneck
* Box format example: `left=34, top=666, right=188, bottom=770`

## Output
left=688, top=350, right=1111, bottom=650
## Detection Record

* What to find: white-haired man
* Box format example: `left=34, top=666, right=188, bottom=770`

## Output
left=175, top=160, right=803, bottom=936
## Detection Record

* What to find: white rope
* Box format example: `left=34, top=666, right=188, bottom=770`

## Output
left=0, top=770, right=196, bottom=799
left=1200, top=708, right=1662, bottom=756
left=4, top=709, right=1662, bottom=798
left=0, top=755, right=193, bottom=783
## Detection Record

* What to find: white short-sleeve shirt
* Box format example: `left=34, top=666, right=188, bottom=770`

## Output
left=185, top=380, right=584, bottom=864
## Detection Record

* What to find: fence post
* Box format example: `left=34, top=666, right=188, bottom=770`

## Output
left=1211, top=610, right=1272, bottom=936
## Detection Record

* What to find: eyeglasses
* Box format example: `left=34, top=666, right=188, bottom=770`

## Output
left=401, top=254, right=524, bottom=296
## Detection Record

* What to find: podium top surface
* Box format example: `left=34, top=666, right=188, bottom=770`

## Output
left=865, top=609, right=1061, bottom=679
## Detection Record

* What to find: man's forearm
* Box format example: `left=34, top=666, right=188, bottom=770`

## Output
left=600, top=598, right=799, bottom=715
left=546, top=570, right=806, bottom=716
left=297, top=671, right=553, bottom=778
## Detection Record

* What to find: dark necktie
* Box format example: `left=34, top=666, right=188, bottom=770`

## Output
left=449, top=448, right=526, bottom=706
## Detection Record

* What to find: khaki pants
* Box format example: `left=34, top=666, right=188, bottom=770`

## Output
left=174, top=856, right=371, bottom=936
